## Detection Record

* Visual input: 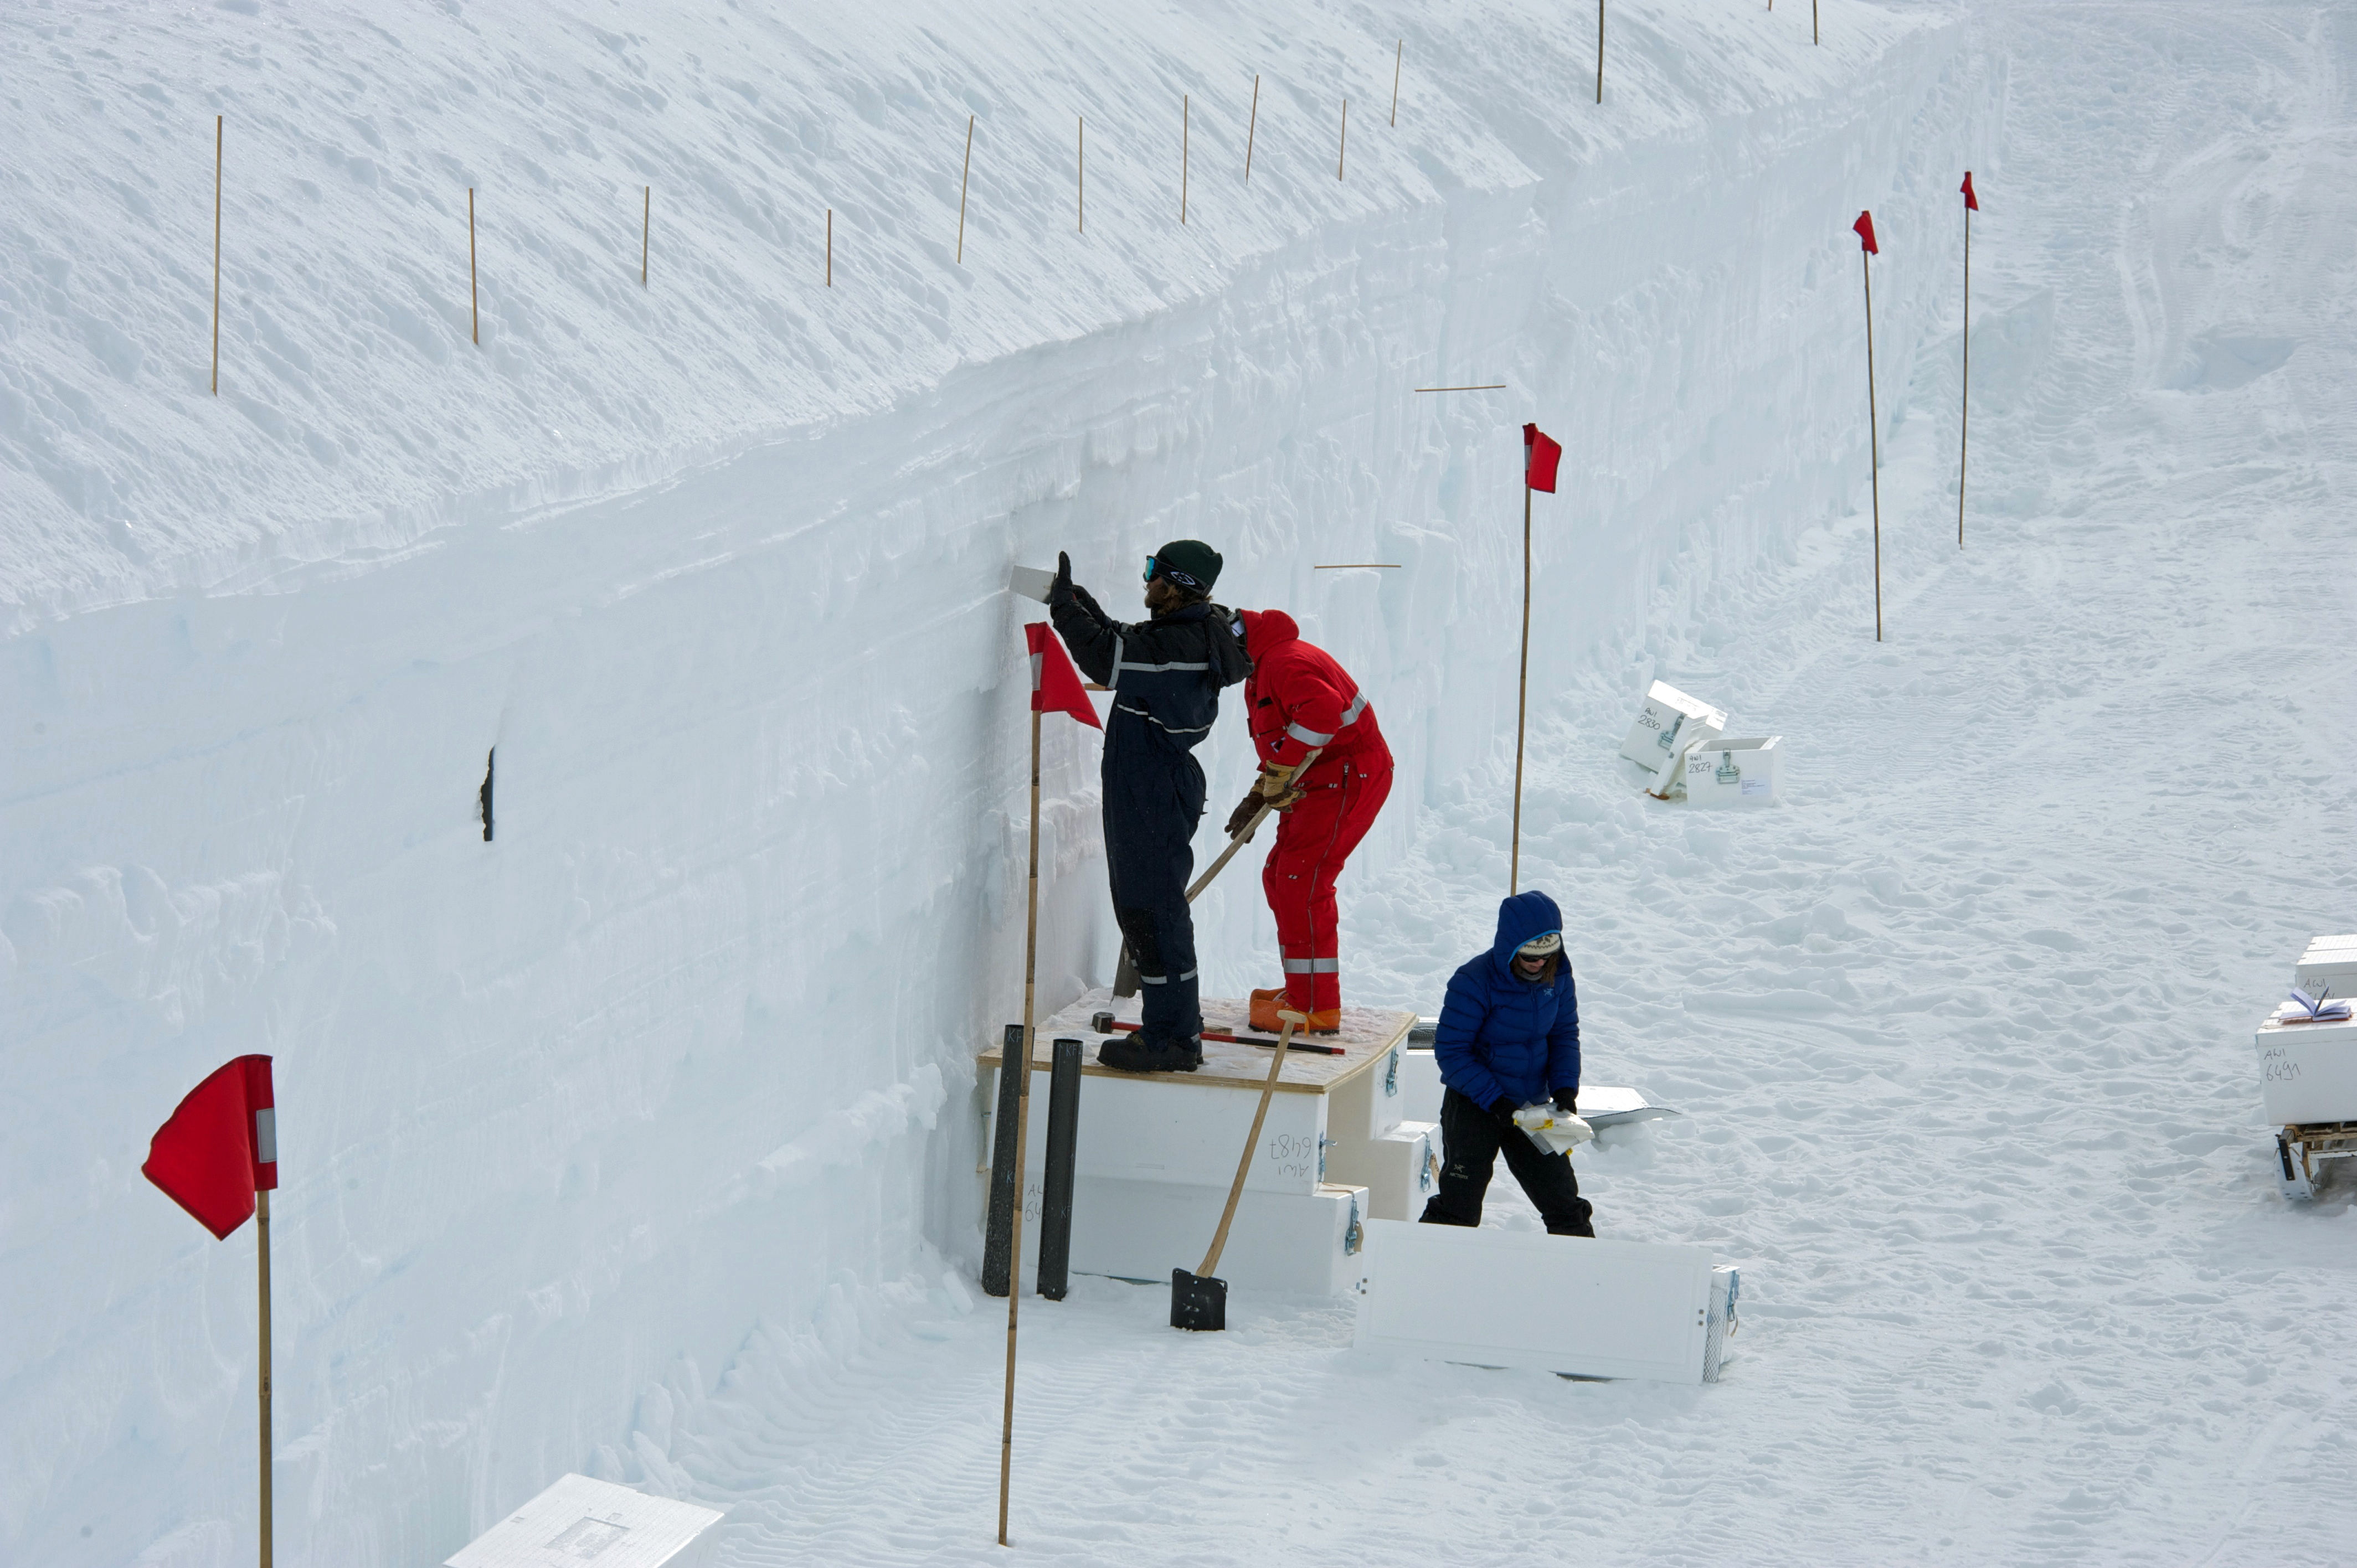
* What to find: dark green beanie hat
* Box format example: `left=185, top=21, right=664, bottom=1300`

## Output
left=1152, top=539, right=1223, bottom=594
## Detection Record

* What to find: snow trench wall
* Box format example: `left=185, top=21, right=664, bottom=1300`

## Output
left=0, top=4, right=1990, bottom=1562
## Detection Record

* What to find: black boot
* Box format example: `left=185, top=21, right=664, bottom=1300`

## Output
left=1098, top=1033, right=1202, bottom=1073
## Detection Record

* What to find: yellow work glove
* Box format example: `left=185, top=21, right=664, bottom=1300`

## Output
left=1255, top=760, right=1308, bottom=811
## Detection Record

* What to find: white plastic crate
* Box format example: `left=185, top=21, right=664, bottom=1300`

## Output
left=1323, top=1120, right=1439, bottom=1221
left=1326, top=1044, right=1408, bottom=1142
left=1618, top=680, right=1729, bottom=771
left=2294, top=935, right=2357, bottom=1002
left=444, top=1474, right=722, bottom=1568
left=2255, top=1000, right=2357, bottom=1125
left=1680, top=736, right=1783, bottom=808
left=997, top=1172, right=1370, bottom=1296
left=990, top=1062, right=1328, bottom=1194
left=1354, top=1220, right=1727, bottom=1384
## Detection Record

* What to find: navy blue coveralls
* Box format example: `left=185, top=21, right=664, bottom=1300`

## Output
left=1048, top=584, right=1248, bottom=1046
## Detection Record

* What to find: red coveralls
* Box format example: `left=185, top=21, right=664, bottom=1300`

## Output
left=1238, top=611, right=1394, bottom=1016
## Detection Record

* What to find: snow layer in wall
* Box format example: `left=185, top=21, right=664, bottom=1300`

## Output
left=0, top=2, right=1989, bottom=1562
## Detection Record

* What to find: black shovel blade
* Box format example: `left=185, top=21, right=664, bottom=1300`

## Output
left=1170, top=1267, right=1227, bottom=1332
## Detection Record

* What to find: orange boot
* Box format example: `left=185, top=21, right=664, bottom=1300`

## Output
left=1250, top=988, right=1341, bottom=1034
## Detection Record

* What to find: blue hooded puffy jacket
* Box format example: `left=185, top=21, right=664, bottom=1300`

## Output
left=1433, top=890, right=1581, bottom=1111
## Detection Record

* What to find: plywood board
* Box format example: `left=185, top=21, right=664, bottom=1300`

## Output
left=977, top=987, right=1414, bottom=1097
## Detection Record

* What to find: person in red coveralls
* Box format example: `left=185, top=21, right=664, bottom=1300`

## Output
left=1223, top=610, right=1393, bottom=1034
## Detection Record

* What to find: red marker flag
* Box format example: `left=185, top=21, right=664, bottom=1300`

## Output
left=1960, top=172, right=1979, bottom=211
left=1026, top=622, right=1101, bottom=729
left=143, top=1054, right=277, bottom=1240
left=1521, top=423, right=1562, bottom=493
left=1853, top=210, right=1879, bottom=255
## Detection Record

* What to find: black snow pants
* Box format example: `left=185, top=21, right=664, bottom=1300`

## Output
left=1420, top=1087, right=1594, bottom=1236
left=1104, top=755, right=1206, bottom=1047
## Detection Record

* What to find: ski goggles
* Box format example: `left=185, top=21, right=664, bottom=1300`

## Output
left=1144, top=555, right=1203, bottom=590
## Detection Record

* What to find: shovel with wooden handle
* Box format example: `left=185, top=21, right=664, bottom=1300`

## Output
left=1170, top=1009, right=1303, bottom=1331
left=1113, top=747, right=1322, bottom=997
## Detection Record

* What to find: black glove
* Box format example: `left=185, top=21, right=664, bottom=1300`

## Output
left=1553, top=1087, right=1579, bottom=1113
left=1489, top=1095, right=1521, bottom=1123
left=1049, top=550, right=1074, bottom=605
left=1223, top=790, right=1263, bottom=839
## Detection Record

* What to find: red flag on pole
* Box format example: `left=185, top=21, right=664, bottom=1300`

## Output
left=143, top=1055, right=277, bottom=1240
left=1521, top=423, right=1562, bottom=493
left=1026, top=623, right=1101, bottom=729
left=1853, top=210, right=1879, bottom=254
left=1960, top=172, right=1978, bottom=211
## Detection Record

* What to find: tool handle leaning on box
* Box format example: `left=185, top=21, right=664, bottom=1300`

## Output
left=1197, top=1012, right=1303, bottom=1278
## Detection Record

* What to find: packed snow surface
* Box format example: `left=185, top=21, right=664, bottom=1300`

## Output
left=5, top=0, right=2356, bottom=1563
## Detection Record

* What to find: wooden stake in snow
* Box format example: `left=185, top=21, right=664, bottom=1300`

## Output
left=997, top=701, right=1041, bottom=1548
left=468, top=188, right=478, bottom=345
left=211, top=115, right=222, bottom=396
left=826, top=208, right=833, bottom=285
left=1391, top=40, right=1404, bottom=125
left=956, top=114, right=975, bottom=265
left=1958, top=172, right=1978, bottom=548
left=1597, top=1, right=1606, bottom=104
left=1181, top=95, right=1190, bottom=224
left=1077, top=117, right=1084, bottom=232
left=1814, top=0, right=1821, bottom=44
left=258, top=1187, right=273, bottom=1568
left=641, top=186, right=650, bottom=286
left=1338, top=99, right=1349, bottom=180
left=1245, top=74, right=1260, bottom=182
left=1855, top=210, right=1882, bottom=640
left=1512, top=424, right=1562, bottom=894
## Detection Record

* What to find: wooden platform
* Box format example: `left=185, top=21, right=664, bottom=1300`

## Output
left=977, top=987, right=1416, bottom=1097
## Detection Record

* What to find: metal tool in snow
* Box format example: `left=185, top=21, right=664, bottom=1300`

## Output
left=1091, top=1009, right=1345, bottom=1056
left=1172, top=1009, right=1305, bottom=1330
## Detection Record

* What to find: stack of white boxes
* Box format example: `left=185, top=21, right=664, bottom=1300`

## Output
left=1322, top=1044, right=1441, bottom=1224
left=1617, top=681, right=1783, bottom=806
left=2260, top=933, right=2357, bottom=1199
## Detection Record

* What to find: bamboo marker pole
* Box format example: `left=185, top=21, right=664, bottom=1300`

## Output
left=1958, top=194, right=1971, bottom=548
left=257, top=1186, right=272, bottom=1568
left=1337, top=100, right=1349, bottom=180
left=826, top=209, right=832, bottom=285
left=1510, top=481, right=1532, bottom=893
left=211, top=116, right=222, bottom=396
left=956, top=115, right=975, bottom=265
left=1391, top=40, right=1403, bottom=125
left=1814, top=0, right=1820, bottom=44
left=997, top=706, right=1044, bottom=1548
left=1077, top=117, right=1084, bottom=232
left=468, top=188, right=478, bottom=345
left=1181, top=95, right=1190, bottom=224
left=1863, top=244, right=1882, bottom=641
left=641, top=186, right=649, bottom=286
left=1244, top=75, right=1260, bottom=182
left=1597, top=1, right=1606, bottom=104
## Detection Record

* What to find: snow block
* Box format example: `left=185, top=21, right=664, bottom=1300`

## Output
left=1619, top=681, right=1729, bottom=775
left=2256, top=1001, right=2357, bottom=1125
left=444, top=1473, right=722, bottom=1568
left=1324, top=1121, right=1440, bottom=1222
left=2295, top=934, right=2357, bottom=1002
left=1354, top=1220, right=1725, bottom=1384
left=1681, top=736, right=1783, bottom=807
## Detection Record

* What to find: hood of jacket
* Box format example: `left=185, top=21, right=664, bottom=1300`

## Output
left=1489, top=890, right=1564, bottom=981
left=1237, top=608, right=1299, bottom=666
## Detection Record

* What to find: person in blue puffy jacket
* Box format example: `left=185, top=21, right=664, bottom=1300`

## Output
left=1418, top=889, right=1594, bottom=1236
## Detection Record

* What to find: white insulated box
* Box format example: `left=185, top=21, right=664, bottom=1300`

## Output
left=1681, top=736, right=1782, bottom=807
left=445, top=1474, right=723, bottom=1568
left=2256, top=1002, right=2357, bottom=1125
left=1618, top=680, right=1728, bottom=773
left=995, top=1173, right=1370, bottom=1296
left=1354, top=1220, right=1726, bottom=1384
left=1326, top=1044, right=1408, bottom=1141
left=2295, top=935, right=2357, bottom=1001
left=990, top=1062, right=1329, bottom=1194
left=1323, top=1121, right=1439, bottom=1221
